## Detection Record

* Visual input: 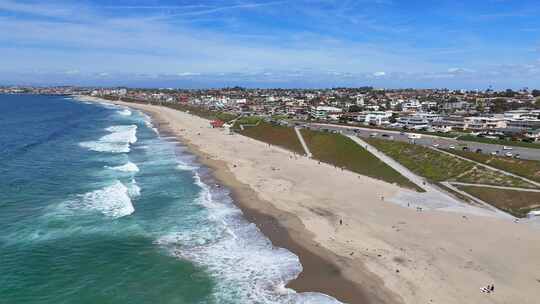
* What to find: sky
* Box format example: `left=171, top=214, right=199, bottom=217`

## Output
left=1, top=0, right=539, bottom=89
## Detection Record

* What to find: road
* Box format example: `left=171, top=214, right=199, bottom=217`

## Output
left=305, top=123, right=540, bottom=161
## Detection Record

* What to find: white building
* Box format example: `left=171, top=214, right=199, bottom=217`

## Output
left=356, top=111, right=393, bottom=126
left=310, top=106, right=343, bottom=120
left=402, top=99, right=422, bottom=112
left=398, top=116, right=429, bottom=130
left=464, top=116, right=507, bottom=130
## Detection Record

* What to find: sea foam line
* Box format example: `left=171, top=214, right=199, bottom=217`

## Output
left=80, top=125, right=138, bottom=153
left=158, top=172, right=343, bottom=304
left=107, top=161, right=140, bottom=173
left=69, top=180, right=136, bottom=219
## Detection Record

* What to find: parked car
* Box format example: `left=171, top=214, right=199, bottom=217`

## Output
left=476, top=149, right=483, bottom=153
left=381, top=134, right=390, bottom=138
left=370, top=133, right=378, bottom=137
left=449, top=145, right=456, bottom=150
left=515, top=154, right=521, bottom=159
left=505, top=152, right=513, bottom=157
left=462, top=147, right=469, bottom=151
left=433, top=143, right=440, bottom=148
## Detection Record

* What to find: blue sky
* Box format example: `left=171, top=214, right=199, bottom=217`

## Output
left=1, top=0, right=539, bottom=88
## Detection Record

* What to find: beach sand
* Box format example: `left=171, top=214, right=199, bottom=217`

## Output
left=81, top=96, right=540, bottom=304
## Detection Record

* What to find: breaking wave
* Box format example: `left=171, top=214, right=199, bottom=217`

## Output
left=107, top=161, right=140, bottom=173
left=157, top=172, right=343, bottom=304
left=69, top=180, right=136, bottom=218
left=80, top=125, right=137, bottom=153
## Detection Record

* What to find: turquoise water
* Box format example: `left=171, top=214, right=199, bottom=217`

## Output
left=0, top=95, right=341, bottom=304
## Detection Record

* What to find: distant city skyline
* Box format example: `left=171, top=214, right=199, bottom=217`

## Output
left=1, top=0, right=539, bottom=89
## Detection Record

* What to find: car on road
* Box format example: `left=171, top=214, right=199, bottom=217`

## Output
left=370, top=132, right=378, bottom=137
left=515, top=154, right=521, bottom=159
left=433, top=143, right=440, bottom=148
left=503, top=146, right=513, bottom=150
left=505, top=152, right=513, bottom=157
left=381, top=134, right=390, bottom=137
left=476, top=148, right=483, bottom=153
left=449, top=145, right=456, bottom=149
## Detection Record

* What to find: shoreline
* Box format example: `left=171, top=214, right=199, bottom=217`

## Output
left=77, top=96, right=540, bottom=304
left=136, top=108, right=381, bottom=303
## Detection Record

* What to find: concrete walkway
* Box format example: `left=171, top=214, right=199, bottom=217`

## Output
left=346, top=135, right=500, bottom=217
left=447, top=182, right=540, bottom=192
left=295, top=127, right=313, bottom=158
left=434, top=148, right=540, bottom=188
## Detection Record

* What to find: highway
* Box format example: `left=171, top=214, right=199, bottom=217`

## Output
left=304, top=123, right=540, bottom=161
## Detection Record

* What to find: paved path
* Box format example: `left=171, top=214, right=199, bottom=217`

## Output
left=346, top=135, right=500, bottom=217
left=347, top=135, right=430, bottom=190
left=447, top=182, right=540, bottom=192
left=295, top=127, right=313, bottom=158
left=434, top=148, right=540, bottom=188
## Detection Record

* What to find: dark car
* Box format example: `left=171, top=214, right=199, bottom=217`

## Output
left=476, top=148, right=482, bottom=153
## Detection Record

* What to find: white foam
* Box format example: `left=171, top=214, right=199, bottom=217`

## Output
left=108, top=161, right=140, bottom=173
left=118, top=109, right=132, bottom=116
left=128, top=179, right=141, bottom=197
left=157, top=173, right=343, bottom=304
left=80, top=125, right=137, bottom=153
left=142, top=114, right=159, bottom=135
left=73, top=181, right=135, bottom=218
left=176, top=162, right=199, bottom=171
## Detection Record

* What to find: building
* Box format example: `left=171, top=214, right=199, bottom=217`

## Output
left=504, top=110, right=540, bottom=131
left=464, top=116, right=507, bottom=131
left=310, top=106, right=343, bottom=120
left=397, top=116, right=429, bottom=130
left=356, top=111, right=393, bottom=126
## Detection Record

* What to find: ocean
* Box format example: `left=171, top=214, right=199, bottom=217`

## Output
left=0, top=95, right=341, bottom=304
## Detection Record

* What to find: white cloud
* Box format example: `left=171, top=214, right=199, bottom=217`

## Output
left=447, top=67, right=474, bottom=73
left=176, top=72, right=201, bottom=77
left=64, top=69, right=80, bottom=75
left=373, top=71, right=386, bottom=77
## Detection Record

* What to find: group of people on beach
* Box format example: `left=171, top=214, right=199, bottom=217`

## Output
left=481, top=284, right=495, bottom=294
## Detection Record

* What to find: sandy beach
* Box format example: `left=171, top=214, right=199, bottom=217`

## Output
left=80, top=96, right=540, bottom=304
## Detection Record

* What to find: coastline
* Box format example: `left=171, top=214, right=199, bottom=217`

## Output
left=84, top=97, right=398, bottom=303
left=132, top=109, right=385, bottom=303
left=78, top=96, right=540, bottom=304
